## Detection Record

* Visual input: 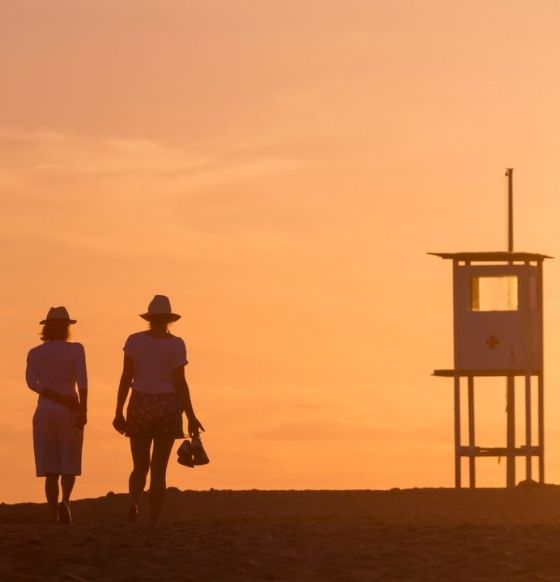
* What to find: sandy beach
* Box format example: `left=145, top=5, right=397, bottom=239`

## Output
left=3, top=487, right=560, bottom=580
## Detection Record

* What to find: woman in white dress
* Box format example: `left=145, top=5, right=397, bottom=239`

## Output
left=113, top=295, right=204, bottom=525
left=26, top=306, right=88, bottom=524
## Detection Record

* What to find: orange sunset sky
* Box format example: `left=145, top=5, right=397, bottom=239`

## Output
left=2, top=1, right=560, bottom=503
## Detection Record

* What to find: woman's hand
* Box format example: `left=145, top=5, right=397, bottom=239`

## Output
left=77, top=409, right=88, bottom=430
left=113, top=412, right=127, bottom=434
left=61, top=395, right=80, bottom=410
left=187, top=416, right=205, bottom=437
left=42, top=389, right=80, bottom=410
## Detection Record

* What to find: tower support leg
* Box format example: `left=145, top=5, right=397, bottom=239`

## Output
left=538, top=373, right=545, bottom=484
left=468, top=376, right=475, bottom=488
left=454, top=376, right=461, bottom=488
left=506, top=376, right=515, bottom=488
left=525, top=374, right=532, bottom=482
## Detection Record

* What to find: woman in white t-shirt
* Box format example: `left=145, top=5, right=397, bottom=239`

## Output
left=113, top=295, right=204, bottom=525
left=25, top=306, right=88, bottom=524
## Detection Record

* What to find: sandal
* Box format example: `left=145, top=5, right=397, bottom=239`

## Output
left=58, top=502, right=72, bottom=524
left=127, top=505, right=138, bottom=524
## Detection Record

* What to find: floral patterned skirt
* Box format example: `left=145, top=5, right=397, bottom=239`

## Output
left=125, top=391, right=184, bottom=439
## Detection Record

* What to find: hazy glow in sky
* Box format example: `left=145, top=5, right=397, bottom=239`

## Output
left=2, top=1, right=560, bottom=502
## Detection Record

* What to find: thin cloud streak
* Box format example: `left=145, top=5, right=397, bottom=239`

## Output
left=0, top=128, right=312, bottom=260
left=0, top=129, right=308, bottom=192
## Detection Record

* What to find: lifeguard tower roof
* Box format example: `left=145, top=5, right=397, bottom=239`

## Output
left=429, top=251, right=552, bottom=261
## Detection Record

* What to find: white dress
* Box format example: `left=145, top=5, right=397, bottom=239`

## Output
left=26, top=341, right=88, bottom=477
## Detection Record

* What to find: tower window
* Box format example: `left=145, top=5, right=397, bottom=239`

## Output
left=470, top=276, right=518, bottom=311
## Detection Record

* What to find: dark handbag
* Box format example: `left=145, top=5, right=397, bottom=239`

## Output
left=177, top=433, right=210, bottom=467
left=191, top=434, right=210, bottom=465
left=177, top=439, right=195, bottom=467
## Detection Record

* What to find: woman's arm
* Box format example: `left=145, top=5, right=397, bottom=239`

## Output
left=26, top=353, right=79, bottom=409
left=76, top=344, right=88, bottom=428
left=172, top=366, right=204, bottom=436
left=113, top=355, right=134, bottom=434
left=25, top=353, right=42, bottom=394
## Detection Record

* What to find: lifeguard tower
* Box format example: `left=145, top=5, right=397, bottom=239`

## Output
left=432, top=170, right=551, bottom=488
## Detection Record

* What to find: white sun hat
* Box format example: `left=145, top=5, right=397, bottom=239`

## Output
left=140, top=295, right=181, bottom=322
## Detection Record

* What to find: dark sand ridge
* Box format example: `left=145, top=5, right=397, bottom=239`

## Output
left=3, top=487, right=560, bottom=580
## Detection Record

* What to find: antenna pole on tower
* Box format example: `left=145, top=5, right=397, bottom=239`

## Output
left=506, top=168, right=514, bottom=252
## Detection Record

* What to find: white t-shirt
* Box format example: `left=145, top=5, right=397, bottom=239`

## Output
left=26, top=341, right=88, bottom=403
left=124, top=331, right=188, bottom=394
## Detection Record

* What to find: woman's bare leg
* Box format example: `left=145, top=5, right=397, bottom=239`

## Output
left=45, top=474, right=59, bottom=523
left=56, top=475, right=76, bottom=524
left=129, top=436, right=152, bottom=510
left=148, top=437, right=174, bottom=525
left=61, top=475, right=75, bottom=503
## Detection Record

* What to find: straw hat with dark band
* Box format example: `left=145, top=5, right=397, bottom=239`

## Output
left=40, top=306, right=77, bottom=325
left=140, top=295, right=181, bottom=322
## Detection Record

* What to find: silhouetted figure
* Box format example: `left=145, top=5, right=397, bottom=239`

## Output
left=25, top=306, right=88, bottom=524
left=113, top=295, right=204, bottom=525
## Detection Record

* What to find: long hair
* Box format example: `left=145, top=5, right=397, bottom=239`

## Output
left=41, top=323, right=70, bottom=342
left=147, top=314, right=173, bottom=333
